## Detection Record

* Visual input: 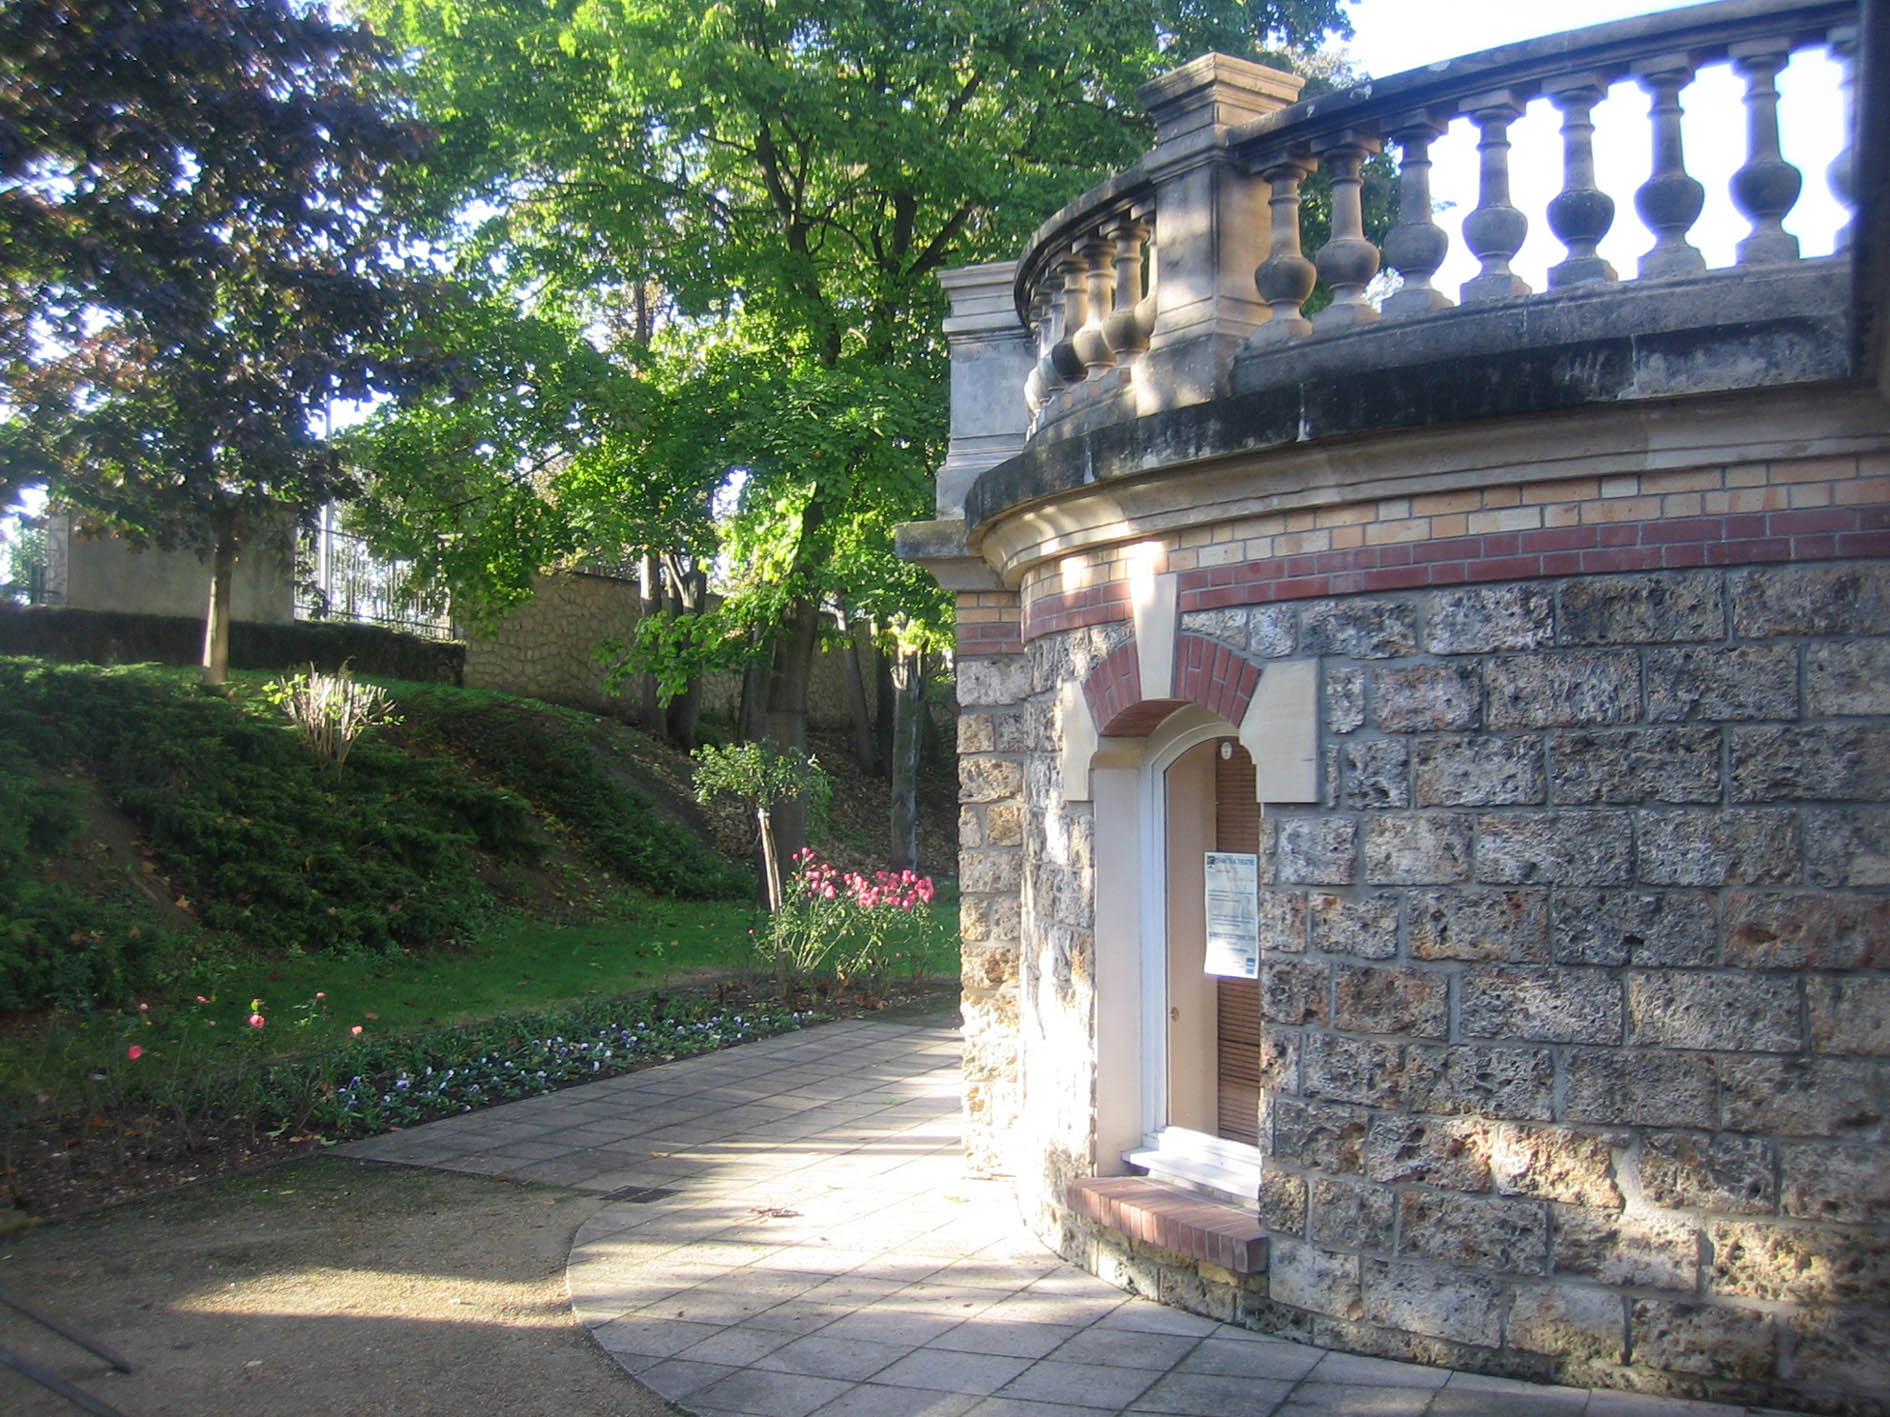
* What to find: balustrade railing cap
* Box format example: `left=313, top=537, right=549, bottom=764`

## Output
left=940, top=261, right=1025, bottom=336
left=1137, top=53, right=1306, bottom=146
left=1223, top=0, right=1854, bottom=154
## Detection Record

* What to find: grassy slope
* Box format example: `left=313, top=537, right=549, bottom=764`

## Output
left=0, top=658, right=755, bottom=1014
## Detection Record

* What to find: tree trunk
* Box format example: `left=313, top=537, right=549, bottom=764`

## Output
left=661, top=559, right=708, bottom=749
left=889, top=645, right=923, bottom=870
left=840, top=607, right=876, bottom=772
left=738, top=647, right=768, bottom=744
left=667, top=678, right=704, bottom=750
left=636, top=553, right=663, bottom=733
left=760, top=594, right=823, bottom=862
left=873, top=648, right=896, bottom=773
left=201, top=512, right=238, bottom=687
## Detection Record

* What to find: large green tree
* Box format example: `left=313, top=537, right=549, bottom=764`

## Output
left=358, top=0, right=1352, bottom=847
left=0, top=0, right=441, bottom=682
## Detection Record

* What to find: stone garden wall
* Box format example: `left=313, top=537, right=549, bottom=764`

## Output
left=462, top=570, right=858, bottom=727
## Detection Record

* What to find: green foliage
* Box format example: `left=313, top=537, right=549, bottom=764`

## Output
left=692, top=741, right=833, bottom=829
left=0, top=0, right=449, bottom=679
left=352, top=0, right=1354, bottom=707
left=0, top=749, right=166, bottom=1011
left=0, top=660, right=759, bottom=1008
left=265, top=662, right=400, bottom=775
left=0, top=659, right=534, bottom=973
left=394, top=687, right=753, bottom=900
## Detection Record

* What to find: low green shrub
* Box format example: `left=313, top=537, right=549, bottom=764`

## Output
left=0, top=659, right=532, bottom=965
left=0, top=987, right=818, bottom=1176
left=0, top=744, right=168, bottom=1010
left=394, top=689, right=752, bottom=900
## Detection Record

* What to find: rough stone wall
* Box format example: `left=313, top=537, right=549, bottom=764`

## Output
left=956, top=637, right=1030, bottom=1176
left=463, top=570, right=857, bottom=726
left=1015, top=623, right=1124, bottom=1213
left=1243, top=562, right=1890, bottom=1412
left=1010, top=560, right=1890, bottom=1413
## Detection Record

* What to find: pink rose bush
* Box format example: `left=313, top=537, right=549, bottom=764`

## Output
left=762, top=850, right=950, bottom=996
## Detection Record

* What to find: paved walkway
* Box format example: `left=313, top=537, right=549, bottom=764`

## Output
left=343, top=1019, right=1797, bottom=1417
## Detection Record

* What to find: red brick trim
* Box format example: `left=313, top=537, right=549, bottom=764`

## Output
left=1081, top=633, right=1266, bottom=735
left=1025, top=579, right=1133, bottom=640
left=956, top=621, right=1024, bottom=655
left=1082, top=641, right=1145, bottom=735
left=1066, top=1175, right=1267, bottom=1275
left=1175, top=506, right=1890, bottom=613
left=1173, top=632, right=1262, bottom=727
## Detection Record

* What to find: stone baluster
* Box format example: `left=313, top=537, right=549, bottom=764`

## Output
left=1310, top=134, right=1382, bottom=332
left=1381, top=113, right=1451, bottom=318
left=1050, top=247, right=1091, bottom=384
left=1101, top=214, right=1153, bottom=358
left=1247, top=153, right=1317, bottom=345
left=1729, top=41, right=1801, bottom=265
left=1634, top=56, right=1706, bottom=279
left=1460, top=93, right=1532, bottom=302
left=1546, top=75, right=1618, bottom=287
left=1072, top=232, right=1119, bottom=375
left=1827, top=24, right=1857, bottom=252
left=1035, top=277, right=1065, bottom=421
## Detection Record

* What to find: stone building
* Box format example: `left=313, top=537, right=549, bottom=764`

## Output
left=901, top=2, right=1889, bottom=1411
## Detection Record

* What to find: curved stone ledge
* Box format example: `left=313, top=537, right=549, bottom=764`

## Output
left=967, top=385, right=1887, bottom=588
left=968, top=263, right=1853, bottom=553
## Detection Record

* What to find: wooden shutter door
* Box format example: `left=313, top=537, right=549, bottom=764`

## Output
left=1215, top=741, right=1262, bottom=1147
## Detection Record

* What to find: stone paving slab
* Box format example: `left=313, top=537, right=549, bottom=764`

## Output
left=342, top=1019, right=1807, bottom=1417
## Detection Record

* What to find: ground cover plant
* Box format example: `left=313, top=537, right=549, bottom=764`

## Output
left=0, top=984, right=820, bottom=1217
left=0, top=654, right=958, bottom=1218
left=0, top=657, right=754, bottom=1007
left=389, top=683, right=754, bottom=902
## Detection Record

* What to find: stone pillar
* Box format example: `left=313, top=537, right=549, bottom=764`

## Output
left=956, top=638, right=1030, bottom=1176
left=1136, top=54, right=1304, bottom=411
left=935, top=261, right=1033, bottom=520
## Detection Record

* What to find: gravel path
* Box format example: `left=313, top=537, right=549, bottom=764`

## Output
left=0, top=1158, right=674, bottom=1417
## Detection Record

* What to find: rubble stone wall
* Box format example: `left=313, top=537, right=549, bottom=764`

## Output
left=964, top=446, right=1890, bottom=1414
left=464, top=570, right=857, bottom=726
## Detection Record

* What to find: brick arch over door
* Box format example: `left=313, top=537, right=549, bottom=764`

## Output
left=1081, top=632, right=1265, bottom=737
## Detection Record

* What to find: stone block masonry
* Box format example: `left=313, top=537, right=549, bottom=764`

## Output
left=998, top=548, right=1890, bottom=1415
left=952, top=584, right=1030, bottom=1178
left=909, top=18, right=1890, bottom=1410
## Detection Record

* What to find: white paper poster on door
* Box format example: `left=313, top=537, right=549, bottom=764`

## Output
left=1203, top=851, right=1260, bottom=979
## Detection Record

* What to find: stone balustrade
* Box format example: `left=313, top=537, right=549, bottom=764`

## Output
left=1006, top=0, right=1857, bottom=449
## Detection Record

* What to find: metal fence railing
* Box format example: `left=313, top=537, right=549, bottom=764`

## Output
left=295, top=509, right=458, bottom=642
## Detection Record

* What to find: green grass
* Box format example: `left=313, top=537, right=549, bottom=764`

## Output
left=0, top=653, right=962, bottom=1210
left=0, top=657, right=755, bottom=1011
left=246, top=896, right=772, bottom=1051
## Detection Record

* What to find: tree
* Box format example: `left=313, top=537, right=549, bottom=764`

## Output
left=360, top=0, right=1352, bottom=853
left=0, top=0, right=441, bottom=683
left=692, top=740, right=831, bottom=922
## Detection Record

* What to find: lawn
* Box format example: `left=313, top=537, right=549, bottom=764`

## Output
left=238, top=896, right=771, bottom=1051
left=0, top=654, right=961, bottom=1218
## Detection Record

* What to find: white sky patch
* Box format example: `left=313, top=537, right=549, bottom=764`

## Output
left=1335, top=0, right=1847, bottom=295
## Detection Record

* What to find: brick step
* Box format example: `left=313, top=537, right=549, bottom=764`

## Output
left=1065, top=1175, right=1267, bottom=1275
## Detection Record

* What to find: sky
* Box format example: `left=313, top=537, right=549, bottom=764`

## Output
left=1327, top=0, right=1849, bottom=294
